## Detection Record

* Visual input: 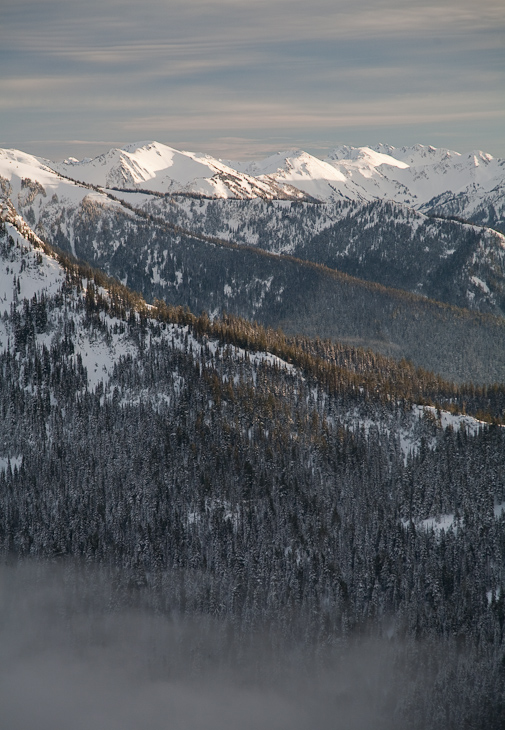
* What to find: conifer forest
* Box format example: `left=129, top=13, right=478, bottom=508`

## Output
left=1, top=165, right=505, bottom=728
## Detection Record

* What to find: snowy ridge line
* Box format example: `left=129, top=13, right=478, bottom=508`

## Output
left=3, top=140, right=504, bottom=218
left=0, top=220, right=66, bottom=319
left=105, top=184, right=319, bottom=204
left=49, top=141, right=311, bottom=201
left=0, top=197, right=48, bottom=252
left=3, top=201, right=505, bottom=426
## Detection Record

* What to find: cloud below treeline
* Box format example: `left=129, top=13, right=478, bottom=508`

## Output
left=0, top=560, right=416, bottom=730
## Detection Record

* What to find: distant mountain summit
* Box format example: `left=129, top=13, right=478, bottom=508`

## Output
left=248, top=143, right=504, bottom=217
left=50, top=141, right=308, bottom=201
left=229, top=142, right=505, bottom=231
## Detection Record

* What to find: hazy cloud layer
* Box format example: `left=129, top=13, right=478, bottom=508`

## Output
left=1, top=0, right=504, bottom=159
left=0, top=561, right=412, bottom=730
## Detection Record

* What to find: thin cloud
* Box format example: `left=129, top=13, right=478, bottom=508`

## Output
left=4, top=0, right=504, bottom=51
left=1, top=0, right=504, bottom=157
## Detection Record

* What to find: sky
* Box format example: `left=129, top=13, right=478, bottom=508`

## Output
left=1, top=0, right=504, bottom=161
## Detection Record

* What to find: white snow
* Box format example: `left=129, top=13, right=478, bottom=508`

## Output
left=494, top=502, right=505, bottom=519
left=3, top=140, right=504, bottom=225
left=0, top=148, right=111, bottom=211
left=416, top=503, right=505, bottom=537
left=0, top=220, right=65, bottom=318
left=420, top=513, right=456, bottom=533
left=236, top=149, right=365, bottom=202
left=47, top=141, right=303, bottom=201
left=487, top=587, right=502, bottom=604
left=0, top=456, right=22, bottom=472
left=414, top=405, right=486, bottom=436
left=233, top=142, right=505, bottom=209
left=470, top=275, right=491, bottom=294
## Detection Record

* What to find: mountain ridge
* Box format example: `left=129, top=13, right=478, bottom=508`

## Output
left=2, top=183, right=505, bottom=728
left=16, top=138, right=502, bottom=233
left=2, top=191, right=505, bottom=385
left=3, top=140, right=505, bottom=383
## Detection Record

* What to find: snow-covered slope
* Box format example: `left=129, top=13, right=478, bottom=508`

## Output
left=0, top=148, right=103, bottom=208
left=49, top=141, right=307, bottom=201
left=0, top=199, right=65, bottom=318
left=323, top=146, right=416, bottom=203
left=233, top=143, right=505, bottom=221
left=326, top=143, right=505, bottom=214
left=0, top=147, right=129, bottom=256
left=232, top=149, right=362, bottom=202
left=0, top=199, right=135, bottom=389
left=3, top=140, right=504, bottom=229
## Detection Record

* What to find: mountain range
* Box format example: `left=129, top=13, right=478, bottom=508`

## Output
left=2, top=140, right=505, bottom=382
left=2, top=138, right=505, bottom=728
left=3, top=139, right=504, bottom=222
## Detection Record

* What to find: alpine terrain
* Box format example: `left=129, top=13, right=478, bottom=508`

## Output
left=1, top=140, right=505, bottom=728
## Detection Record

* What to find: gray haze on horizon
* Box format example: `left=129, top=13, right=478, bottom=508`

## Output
left=1, top=0, right=504, bottom=161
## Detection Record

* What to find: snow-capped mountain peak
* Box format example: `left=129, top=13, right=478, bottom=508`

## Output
left=47, top=141, right=308, bottom=201
left=230, top=149, right=353, bottom=201
left=370, top=143, right=462, bottom=165
left=325, top=145, right=409, bottom=170
left=51, top=141, right=211, bottom=189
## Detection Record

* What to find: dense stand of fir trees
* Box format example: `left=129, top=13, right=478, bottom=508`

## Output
left=1, top=220, right=505, bottom=727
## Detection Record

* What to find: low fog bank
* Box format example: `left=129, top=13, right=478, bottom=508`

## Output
left=0, top=560, right=501, bottom=730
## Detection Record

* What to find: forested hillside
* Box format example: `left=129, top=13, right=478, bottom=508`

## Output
left=125, top=193, right=505, bottom=316
left=1, top=213, right=505, bottom=727
left=17, top=192, right=505, bottom=384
